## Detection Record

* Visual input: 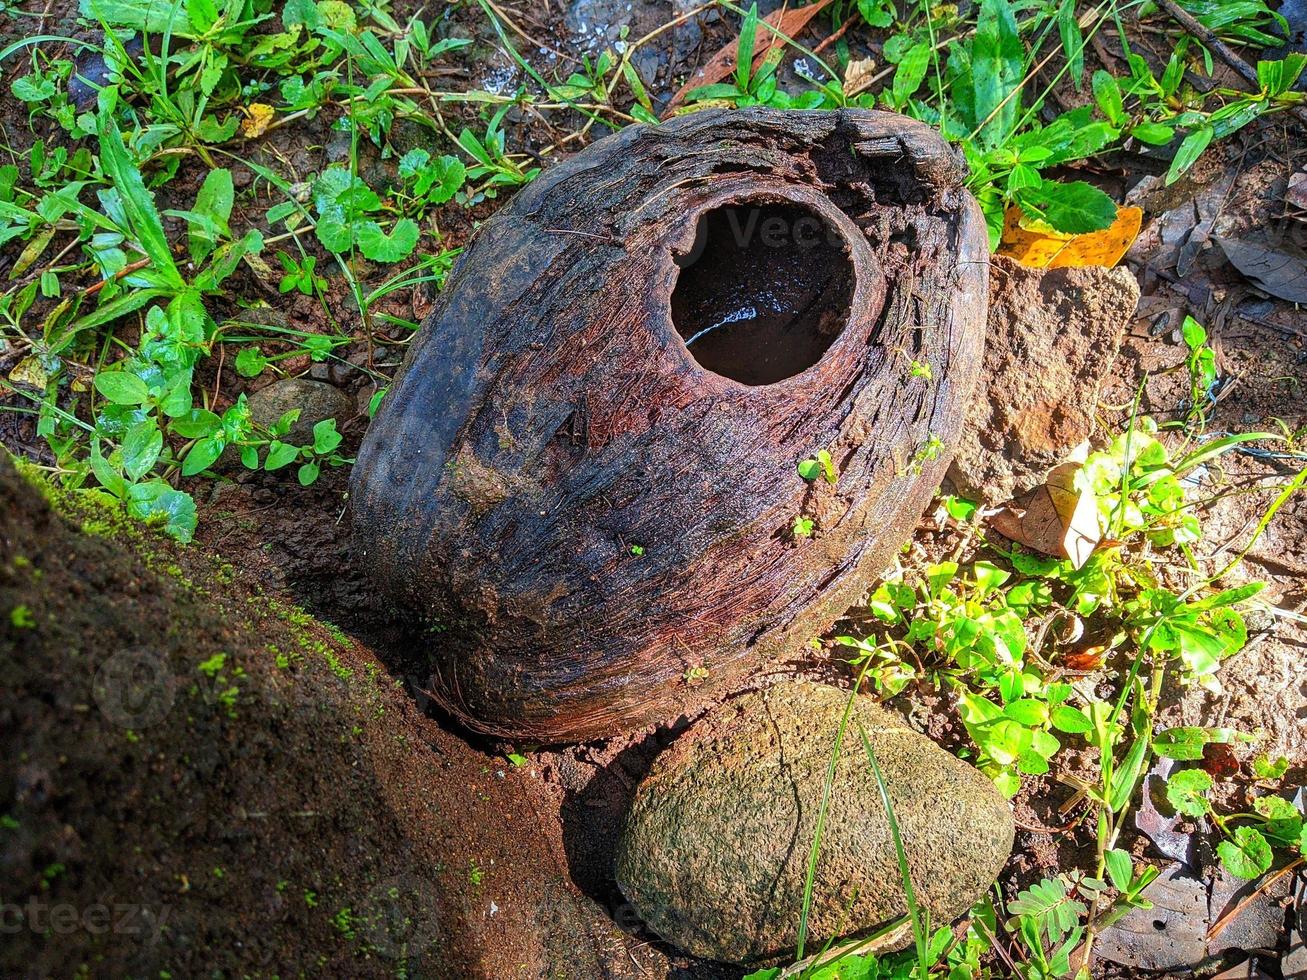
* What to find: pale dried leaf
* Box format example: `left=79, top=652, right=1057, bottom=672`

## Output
left=241, top=103, right=276, bottom=139
left=842, top=57, right=877, bottom=97
left=1214, top=235, right=1307, bottom=304
left=988, top=461, right=1100, bottom=568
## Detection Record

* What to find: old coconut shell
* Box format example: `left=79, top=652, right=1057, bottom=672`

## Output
left=352, top=108, right=988, bottom=742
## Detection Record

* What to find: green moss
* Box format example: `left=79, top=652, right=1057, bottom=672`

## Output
left=268, top=598, right=355, bottom=681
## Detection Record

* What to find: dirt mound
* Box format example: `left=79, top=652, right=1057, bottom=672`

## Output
left=0, top=455, right=654, bottom=978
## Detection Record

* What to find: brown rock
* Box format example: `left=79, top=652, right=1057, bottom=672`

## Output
left=246, top=377, right=352, bottom=446
left=614, top=681, right=1014, bottom=963
left=948, top=256, right=1140, bottom=503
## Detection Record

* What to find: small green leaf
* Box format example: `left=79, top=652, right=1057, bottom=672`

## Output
left=890, top=42, right=931, bottom=107
left=356, top=219, right=419, bottom=263
left=1002, top=699, right=1048, bottom=726
left=1131, top=122, right=1175, bottom=146
left=95, top=371, right=151, bottom=406
left=944, top=496, right=978, bottom=522
left=171, top=409, right=222, bottom=439
left=1109, top=737, right=1150, bottom=811
left=298, top=461, right=321, bottom=486
left=120, top=419, right=163, bottom=481
left=264, top=441, right=300, bottom=471
left=1165, top=768, right=1213, bottom=817
left=234, top=346, right=268, bottom=378
left=1253, top=754, right=1290, bottom=780
left=189, top=168, right=233, bottom=264
left=1218, top=826, right=1272, bottom=880
left=1253, top=796, right=1303, bottom=846
left=182, top=436, right=224, bottom=476
left=1050, top=705, right=1092, bottom=734
left=1091, top=70, right=1125, bottom=126
left=1166, top=127, right=1213, bottom=185
left=1104, top=849, right=1132, bottom=891
left=1058, top=0, right=1084, bottom=88
left=312, top=418, right=342, bottom=455
left=1016, top=180, right=1118, bottom=235
left=95, top=107, right=183, bottom=287
left=857, top=0, right=894, bottom=27
left=132, top=486, right=196, bottom=542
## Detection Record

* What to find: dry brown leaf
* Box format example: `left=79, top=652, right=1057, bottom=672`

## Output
left=664, top=0, right=835, bottom=115
left=1214, top=234, right=1307, bottom=304
left=1286, top=171, right=1307, bottom=217
left=241, top=103, right=275, bottom=139
left=988, top=461, right=1100, bottom=568
left=998, top=205, right=1142, bottom=270
left=842, top=56, right=877, bottom=97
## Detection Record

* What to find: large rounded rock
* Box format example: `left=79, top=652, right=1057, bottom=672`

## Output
left=351, top=108, right=988, bottom=742
left=247, top=378, right=351, bottom=445
left=615, top=681, right=1014, bottom=963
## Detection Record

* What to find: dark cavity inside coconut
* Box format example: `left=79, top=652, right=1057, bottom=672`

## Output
left=671, top=199, right=853, bottom=386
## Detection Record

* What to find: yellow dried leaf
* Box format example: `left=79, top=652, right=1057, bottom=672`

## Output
left=998, top=205, right=1142, bottom=269
left=241, top=103, right=276, bottom=139
left=8, top=356, right=50, bottom=390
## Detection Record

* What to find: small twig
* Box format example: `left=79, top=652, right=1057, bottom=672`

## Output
left=83, top=258, right=151, bottom=298
left=811, top=14, right=857, bottom=56
left=1206, top=857, right=1304, bottom=941
left=1153, top=0, right=1307, bottom=127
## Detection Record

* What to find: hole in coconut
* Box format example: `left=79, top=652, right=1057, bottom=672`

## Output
left=671, top=200, right=854, bottom=386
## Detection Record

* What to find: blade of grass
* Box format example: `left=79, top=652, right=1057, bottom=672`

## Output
left=794, top=666, right=866, bottom=960
left=857, top=721, right=931, bottom=977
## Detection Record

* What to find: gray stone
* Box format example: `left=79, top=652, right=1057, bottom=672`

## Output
left=246, top=378, right=351, bottom=446
left=948, top=256, right=1140, bottom=504
left=614, top=681, right=1014, bottom=963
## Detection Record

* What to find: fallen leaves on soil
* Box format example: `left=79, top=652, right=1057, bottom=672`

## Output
left=998, top=204, right=1142, bottom=269
left=988, top=460, right=1101, bottom=568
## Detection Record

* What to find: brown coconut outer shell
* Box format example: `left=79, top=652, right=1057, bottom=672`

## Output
left=351, top=108, right=989, bottom=742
